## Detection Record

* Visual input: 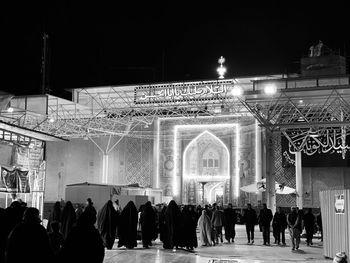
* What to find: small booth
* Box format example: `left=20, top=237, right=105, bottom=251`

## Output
left=319, top=189, right=350, bottom=259
left=0, top=119, right=66, bottom=218
left=65, top=182, right=163, bottom=212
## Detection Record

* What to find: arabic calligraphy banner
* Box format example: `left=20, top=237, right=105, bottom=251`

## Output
left=134, top=82, right=233, bottom=104
left=281, top=132, right=350, bottom=167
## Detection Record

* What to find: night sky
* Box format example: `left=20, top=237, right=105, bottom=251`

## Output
left=1, top=3, right=349, bottom=98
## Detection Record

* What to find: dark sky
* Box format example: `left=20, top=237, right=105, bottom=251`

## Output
left=1, top=3, right=349, bottom=98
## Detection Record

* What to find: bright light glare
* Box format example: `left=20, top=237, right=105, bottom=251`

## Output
left=235, top=124, right=240, bottom=198
left=49, top=118, right=55, bottom=123
left=7, top=107, right=13, bottom=113
left=231, top=85, right=243, bottom=97
left=217, top=66, right=226, bottom=79
left=215, top=187, right=224, bottom=196
left=173, top=126, right=178, bottom=196
left=263, top=84, right=277, bottom=95
left=156, top=118, right=160, bottom=188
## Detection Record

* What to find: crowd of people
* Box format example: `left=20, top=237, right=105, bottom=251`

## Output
left=0, top=198, right=323, bottom=263
left=242, top=203, right=322, bottom=251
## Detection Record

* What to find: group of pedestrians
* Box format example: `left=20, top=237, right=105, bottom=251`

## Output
left=0, top=198, right=324, bottom=263
left=0, top=198, right=105, bottom=263
left=197, top=202, right=237, bottom=246
left=241, top=203, right=322, bottom=251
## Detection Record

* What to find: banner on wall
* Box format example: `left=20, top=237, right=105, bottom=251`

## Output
left=12, top=145, right=44, bottom=170
left=0, top=167, right=31, bottom=193
left=13, top=146, right=30, bottom=167
left=0, top=167, right=18, bottom=192
left=0, top=143, right=14, bottom=167
left=29, top=147, right=44, bottom=169
left=17, top=169, right=30, bottom=193
left=335, top=194, right=345, bottom=214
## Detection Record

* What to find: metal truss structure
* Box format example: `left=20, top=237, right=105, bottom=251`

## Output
left=1, top=75, right=350, bottom=148
left=238, top=75, right=350, bottom=156
left=0, top=78, right=259, bottom=139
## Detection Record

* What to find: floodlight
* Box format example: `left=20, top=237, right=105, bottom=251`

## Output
left=263, top=84, right=277, bottom=95
left=231, top=85, right=243, bottom=97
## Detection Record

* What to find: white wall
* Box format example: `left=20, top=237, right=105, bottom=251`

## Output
left=45, top=135, right=154, bottom=202
left=45, top=139, right=102, bottom=201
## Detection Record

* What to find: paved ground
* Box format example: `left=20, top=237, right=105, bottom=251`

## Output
left=104, top=225, right=331, bottom=263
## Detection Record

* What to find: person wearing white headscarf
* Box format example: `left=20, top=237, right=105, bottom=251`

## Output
left=197, top=210, right=213, bottom=246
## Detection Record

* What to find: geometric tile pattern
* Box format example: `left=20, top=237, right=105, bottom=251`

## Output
left=125, top=137, right=153, bottom=187
left=273, top=133, right=296, bottom=207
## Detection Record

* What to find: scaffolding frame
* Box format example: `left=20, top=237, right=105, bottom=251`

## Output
left=0, top=75, right=349, bottom=146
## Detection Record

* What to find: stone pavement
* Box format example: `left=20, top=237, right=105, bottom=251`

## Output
left=104, top=224, right=332, bottom=263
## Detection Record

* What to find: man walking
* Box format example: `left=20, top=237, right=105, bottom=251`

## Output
left=303, top=208, right=315, bottom=246
left=211, top=204, right=224, bottom=244
left=243, top=203, right=257, bottom=244
left=223, top=203, right=237, bottom=243
left=287, top=207, right=302, bottom=251
left=272, top=206, right=287, bottom=245
left=258, top=203, right=273, bottom=245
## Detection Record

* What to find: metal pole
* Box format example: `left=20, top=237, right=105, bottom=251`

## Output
left=41, top=33, right=49, bottom=95
left=256, top=121, right=263, bottom=204
left=295, top=151, right=303, bottom=209
left=266, top=130, right=276, bottom=214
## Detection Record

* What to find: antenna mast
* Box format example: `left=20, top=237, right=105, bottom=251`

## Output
left=41, top=33, right=50, bottom=94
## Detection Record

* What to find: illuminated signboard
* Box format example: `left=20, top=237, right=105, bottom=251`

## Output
left=134, top=82, right=233, bottom=104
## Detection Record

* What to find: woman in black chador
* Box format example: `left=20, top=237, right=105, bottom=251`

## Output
left=182, top=205, right=198, bottom=250
left=47, top=201, right=61, bottom=233
left=140, top=201, right=157, bottom=248
left=97, top=200, right=118, bottom=249
left=159, top=204, right=167, bottom=244
left=163, top=200, right=182, bottom=249
left=59, top=210, right=104, bottom=263
left=117, top=201, right=138, bottom=249
left=6, top=207, right=54, bottom=263
left=60, top=201, right=76, bottom=240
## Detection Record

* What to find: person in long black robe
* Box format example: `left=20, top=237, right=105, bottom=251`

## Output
left=58, top=211, right=104, bottom=263
left=117, top=201, right=138, bottom=249
left=1, top=201, right=25, bottom=263
left=84, top=198, right=97, bottom=222
left=140, top=201, right=157, bottom=248
left=223, top=203, right=237, bottom=243
left=60, top=201, right=76, bottom=240
left=159, top=204, right=167, bottom=244
left=5, top=207, right=54, bottom=263
left=0, top=208, right=6, bottom=263
left=163, top=200, right=182, bottom=249
left=47, top=201, right=61, bottom=233
left=182, top=205, right=198, bottom=250
left=3, top=201, right=24, bottom=236
left=97, top=200, right=118, bottom=249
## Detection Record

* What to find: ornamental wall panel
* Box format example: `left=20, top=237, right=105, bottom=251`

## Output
left=274, top=133, right=297, bottom=207
left=125, top=137, right=153, bottom=187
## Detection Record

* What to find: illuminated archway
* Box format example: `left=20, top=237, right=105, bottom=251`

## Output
left=182, top=130, right=230, bottom=204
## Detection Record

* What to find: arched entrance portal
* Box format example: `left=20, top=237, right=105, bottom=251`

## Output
left=182, top=131, right=230, bottom=205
